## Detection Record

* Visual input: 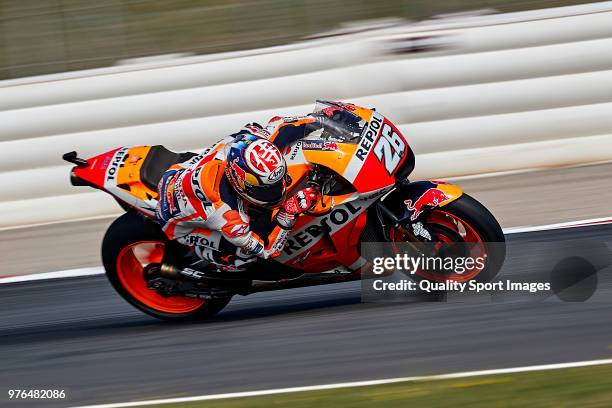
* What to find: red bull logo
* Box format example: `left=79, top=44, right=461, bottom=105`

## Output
left=229, top=159, right=247, bottom=188
left=404, top=188, right=449, bottom=221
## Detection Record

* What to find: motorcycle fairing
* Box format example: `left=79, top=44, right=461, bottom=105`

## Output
left=301, top=142, right=358, bottom=179
left=291, top=110, right=414, bottom=195
left=383, top=180, right=463, bottom=223
left=72, top=146, right=159, bottom=216
left=275, top=194, right=380, bottom=272
left=274, top=104, right=415, bottom=272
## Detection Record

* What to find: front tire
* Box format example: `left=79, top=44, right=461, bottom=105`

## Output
left=390, top=194, right=505, bottom=283
left=102, top=211, right=231, bottom=320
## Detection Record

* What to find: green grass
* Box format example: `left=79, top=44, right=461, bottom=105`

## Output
left=0, top=0, right=602, bottom=80
left=152, top=363, right=612, bottom=407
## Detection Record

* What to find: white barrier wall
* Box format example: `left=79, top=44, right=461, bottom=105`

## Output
left=1, top=2, right=612, bottom=228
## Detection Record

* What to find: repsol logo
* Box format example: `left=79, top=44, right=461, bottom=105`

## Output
left=283, top=202, right=362, bottom=256
left=106, top=148, right=127, bottom=181
left=355, top=112, right=383, bottom=162
left=185, top=234, right=219, bottom=250
left=289, top=141, right=301, bottom=161
left=191, top=167, right=207, bottom=202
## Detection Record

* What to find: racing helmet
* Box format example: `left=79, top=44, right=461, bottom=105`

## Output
left=224, top=133, right=288, bottom=208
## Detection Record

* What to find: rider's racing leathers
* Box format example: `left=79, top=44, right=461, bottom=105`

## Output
left=155, top=115, right=320, bottom=271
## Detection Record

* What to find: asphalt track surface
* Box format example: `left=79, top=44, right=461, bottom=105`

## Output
left=4, top=161, right=612, bottom=277
left=2, top=224, right=612, bottom=407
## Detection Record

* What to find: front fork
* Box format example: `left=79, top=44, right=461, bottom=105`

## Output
left=376, top=201, right=419, bottom=241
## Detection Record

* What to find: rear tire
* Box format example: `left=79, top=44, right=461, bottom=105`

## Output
left=102, top=211, right=231, bottom=321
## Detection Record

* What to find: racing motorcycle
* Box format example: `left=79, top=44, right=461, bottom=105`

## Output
left=63, top=101, right=505, bottom=320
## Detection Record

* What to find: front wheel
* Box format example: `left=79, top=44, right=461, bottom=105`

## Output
left=389, top=194, right=505, bottom=283
left=102, top=212, right=231, bottom=320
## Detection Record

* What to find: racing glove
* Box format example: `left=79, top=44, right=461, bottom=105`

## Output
left=275, top=187, right=320, bottom=229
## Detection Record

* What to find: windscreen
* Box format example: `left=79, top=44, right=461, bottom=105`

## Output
left=310, top=100, right=369, bottom=144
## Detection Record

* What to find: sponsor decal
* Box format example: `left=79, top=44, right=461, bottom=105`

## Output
left=412, top=221, right=432, bottom=241
left=178, top=267, right=207, bottom=279
left=373, top=122, right=406, bottom=174
left=229, top=158, right=247, bottom=188
left=185, top=234, right=219, bottom=250
left=269, top=229, right=289, bottom=255
left=106, top=148, right=128, bottom=182
left=166, top=176, right=177, bottom=214
left=169, top=172, right=193, bottom=213
left=355, top=112, right=384, bottom=161
left=360, top=186, right=392, bottom=201
left=174, top=185, right=188, bottom=208
left=267, top=164, right=286, bottom=182
left=404, top=188, right=449, bottom=221
left=283, top=202, right=363, bottom=255
left=245, top=124, right=270, bottom=137
left=227, top=222, right=249, bottom=237
left=322, top=141, right=339, bottom=151
left=172, top=172, right=184, bottom=193
left=288, top=141, right=302, bottom=161
left=190, top=167, right=208, bottom=204
left=184, top=154, right=203, bottom=168
left=100, top=155, right=111, bottom=170
left=157, top=170, right=185, bottom=219
left=243, top=236, right=264, bottom=255
left=245, top=139, right=282, bottom=175
left=301, top=140, right=339, bottom=151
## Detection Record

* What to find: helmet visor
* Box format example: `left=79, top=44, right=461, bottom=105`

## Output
left=244, top=179, right=286, bottom=207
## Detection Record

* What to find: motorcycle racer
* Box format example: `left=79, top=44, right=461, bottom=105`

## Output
left=155, top=115, right=322, bottom=272
left=66, top=100, right=505, bottom=319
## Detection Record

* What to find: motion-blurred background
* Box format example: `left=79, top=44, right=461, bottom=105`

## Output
left=0, top=0, right=599, bottom=79
left=1, top=0, right=612, bottom=270
left=2, top=2, right=612, bottom=407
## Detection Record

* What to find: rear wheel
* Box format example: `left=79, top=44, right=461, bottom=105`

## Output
left=389, top=194, right=505, bottom=282
left=102, top=212, right=231, bottom=320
